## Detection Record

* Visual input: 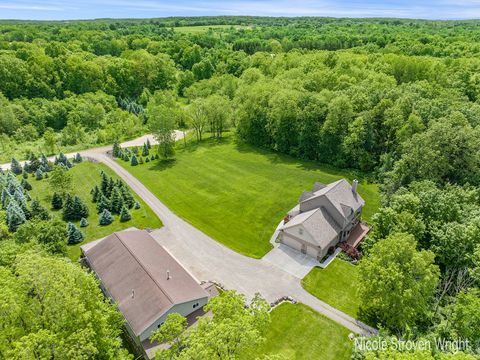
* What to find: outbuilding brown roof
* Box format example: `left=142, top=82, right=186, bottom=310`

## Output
left=82, top=230, right=209, bottom=336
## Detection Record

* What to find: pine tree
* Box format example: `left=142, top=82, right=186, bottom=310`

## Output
left=130, top=154, right=138, bottom=166
left=112, top=141, right=122, bottom=158
left=139, top=156, right=144, bottom=164
left=132, top=147, right=139, bottom=156
left=22, top=171, right=28, bottom=179
left=99, top=209, right=113, bottom=226
left=134, top=201, right=141, bottom=210
left=51, top=192, right=63, bottom=210
left=21, top=178, right=32, bottom=191
left=80, top=217, right=89, bottom=227
left=99, top=171, right=108, bottom=194
left=96, top=194, right=110, bottom=214
left=119, top=205, right=131, bottom=222
left=123, top=154, right=130, bottom=162
left=91, top=185, right=100, bottom=203
left=67, top=222, right=84, bottom=245
left=146, top=138, right=151, bottom=149
left=106, top=177, right=115, bottom=198
left=11, top=158, right=23, bottom=175
left=145, top=156, right=150, bottom=163
left=151, top=154, right=155, bottom=161
left=109, top=187, right=124, bottom=214
left=74, top=153, right=82, bottom=163
left=40, top=154, right=51, bottom=172
left=73, top=196, right=89, bottom=219
left=6, top=202, right=26, bottom=232
left=31, top=199, right=51, bottom=220
left=142, top=143, right=149, bottom=157
left=120, top=186, right=135, bottom=209
left=35, top=168, right=44, bottom=180
left=62, top=194, right=75, bottom=221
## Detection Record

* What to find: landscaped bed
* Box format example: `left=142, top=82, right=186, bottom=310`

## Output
left=242, top=302, right=353, bottom=359
left=302, top=259, right=360, bottom=318
left=117, top=133, right=380, bottom=258
left=28, top=161, right=162, bottom=260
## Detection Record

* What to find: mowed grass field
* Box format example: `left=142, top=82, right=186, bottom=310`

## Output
left=242, top=302, right=353, bottom=359
left=118, top=133, right=380, bottom=258
left=28, top=161, right=162, bottom=260
left=302, top=259, right=361, bottom=318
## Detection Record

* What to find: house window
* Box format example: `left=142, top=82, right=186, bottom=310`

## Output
left=193, top=302, right=199, bottom=309
left=298, top=228, right=303, bottom=235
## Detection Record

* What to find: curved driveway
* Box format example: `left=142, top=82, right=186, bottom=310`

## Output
left=1, top=133, right=377, bottom=336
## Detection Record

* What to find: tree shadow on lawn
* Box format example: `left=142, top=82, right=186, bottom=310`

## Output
left=146, top=159, right=177, bottom=172
left=234, top=140, right=373, bottom=183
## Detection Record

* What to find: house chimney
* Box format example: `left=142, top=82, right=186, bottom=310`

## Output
left=167, top=270, right=170, bottom=280
left=352, top=179, right=358, bottom=194
left=131, top=289, right=135, bottom=299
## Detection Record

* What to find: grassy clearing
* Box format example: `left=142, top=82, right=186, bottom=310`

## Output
left=28, top=161, right=162, bottom=260
left=242, top=302, right=352, bottom=360
left=302, top=259, right=360, bottom=318
left=173, top=25, right=250, bottom=34
left=118, top=133, right=380, bottom=258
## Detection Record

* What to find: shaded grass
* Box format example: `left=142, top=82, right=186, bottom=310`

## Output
left=302, top=259, right=360, bottom=318
left=28, top=161, right=162, bottom=260
left=118, top=133, right=380, bottom=258
left=243, top=302, right=353, bottom=360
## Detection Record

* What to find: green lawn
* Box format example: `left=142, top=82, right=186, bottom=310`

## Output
left=243, top=302, right=353, bottom=360
left=302, top=259, right=360, bottom=318
left=28, top=161, right=162, bottom=260
left=118, top=134, right=380, bottom=258
left=173, top=25, right=250, bottom=34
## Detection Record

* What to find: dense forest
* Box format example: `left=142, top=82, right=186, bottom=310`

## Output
left=1, top=16, right=480, bottom=359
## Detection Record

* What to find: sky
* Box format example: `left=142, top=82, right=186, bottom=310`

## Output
left=1, top=0, right=480, bottom=21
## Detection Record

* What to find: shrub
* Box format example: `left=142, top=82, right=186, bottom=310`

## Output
left=80, top=217, right=89, bottom=227
left=99, top=209, right=113, bottom=226
left=51, top=192, right=63, bottom=210
left=131, top=154, right=138, bottom=166
left=120, top=205, right=131, bottom=222
left=67, top=222, right=84, bottom=244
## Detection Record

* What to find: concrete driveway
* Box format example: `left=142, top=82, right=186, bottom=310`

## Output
left=262, top=244, right=320, bottom=278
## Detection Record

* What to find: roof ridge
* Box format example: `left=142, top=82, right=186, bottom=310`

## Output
left=114, top=231, right=174, bottom=304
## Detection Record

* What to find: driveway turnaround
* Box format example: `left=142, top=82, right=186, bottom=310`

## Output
left=2, top=134, right=377, bottom=336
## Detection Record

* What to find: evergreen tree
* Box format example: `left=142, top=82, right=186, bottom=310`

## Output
left=99, top=209, right=113, bottom=226
left=62, top=194, right=75, bottom=221
left=109, top=187, right=124, bottom=214
left=106, top=177, right=115, bottom=198
left=23, top=162, right=31, bottom=174
left=20, top=178, right=32, bottom=191
left=119, top=205, right=131, bottom=222
left=146, top=138, right=151, bottom=149
left=132, top=146, right=139, bottom=156
left=35, top=168, right=44, bottom=180
left=145, top=156, right=150, bottom=163
left=67, top=222, right=84, bottom=245
left=131, top=154, right=138, bottom=166
left=151, top=154, right=155, bottom=161
left=123, top=154, right=130, bottom=162
left=134, top=201, right=141, bottom=209
left=139, top=156, right=144, bottom=164
left=10, top=158, right=23, bottom=175
left=80, top=217, right=89, bottom=227
left=72, top=196, right=89, bottom=219
left=40, top=154, right=51, bottom=172
left=96, top=194, right=110, bottom=214
left=51, top=192, right=63, bottom=210
left=142, top=143, right=149, bottom=156
left=6, top=202, right=26, bottom=232
left=31, top=199, right=51, bottom=220
left=74, top=153, right=82, bottom=163
left=112, top=141, right=122, bottom=158
left=91, top=185, right=100, bottom=203
left=28, top=154, right=41, bottom=172
left=100, top=171, right=109, bottom=194
left=120, top=186, right=135, bottom=209
left=22, top=171, right=28, bottom=179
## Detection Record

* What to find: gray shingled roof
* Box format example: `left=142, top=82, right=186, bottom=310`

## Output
left=282, top=208, right=340, bottom=248
left=302, top=179, right=364, bottom=219
left=82, top=230, right=208, bottom=336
